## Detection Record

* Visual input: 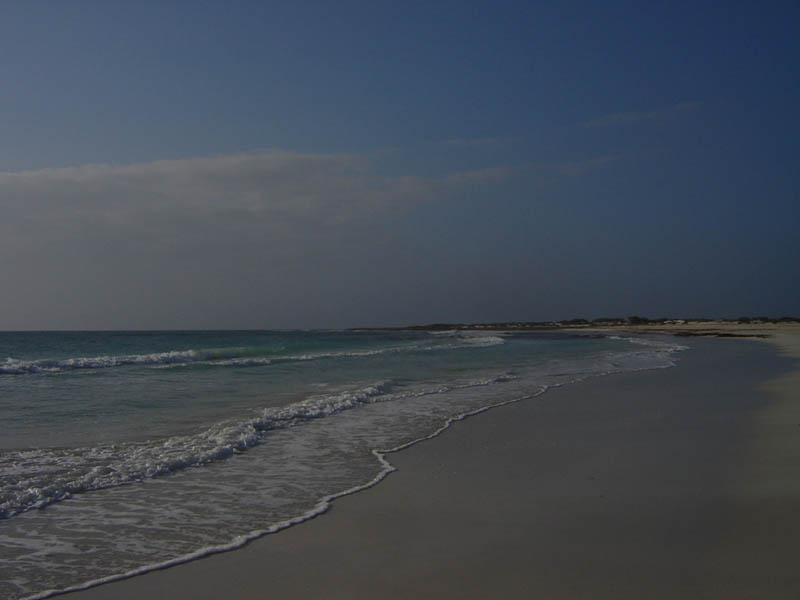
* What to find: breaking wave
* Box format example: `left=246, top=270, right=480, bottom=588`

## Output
left=0, top=334, right=505, bottom=375
left=0, top=373, right=515, bottom=519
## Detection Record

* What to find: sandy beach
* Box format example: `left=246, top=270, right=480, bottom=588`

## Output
left=62, top=330, right=800, bottom=599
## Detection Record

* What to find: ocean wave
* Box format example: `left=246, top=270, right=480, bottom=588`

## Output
left=0, top=381, right=391, bottom=518
left=607, top=335, right=690, bottom=353
left=595, top=335, right=689, bottom=372
left=631, top=337, right=689, bottom=352
left=16, top=373, right=540, bottom=600
left=152, top=357, right=274, bottom=369
left=440, top=334, right=506, bottom=348
left=0, top=348, right=252, bottom=375
left=0, top=373, right=517, bottom=519
left=1, top=334, right=505, bottom=376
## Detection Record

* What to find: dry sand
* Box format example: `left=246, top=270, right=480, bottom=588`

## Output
left=63, top=330, right=800, bottom=599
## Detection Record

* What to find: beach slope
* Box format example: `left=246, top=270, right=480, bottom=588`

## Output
left=64, top=336, right=799, bottom=599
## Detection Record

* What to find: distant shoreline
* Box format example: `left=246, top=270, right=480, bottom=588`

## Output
left=354, top=317, right=800, bottom=340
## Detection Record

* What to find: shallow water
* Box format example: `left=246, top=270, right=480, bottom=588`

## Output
left=0, top=329, right=685, bottom=599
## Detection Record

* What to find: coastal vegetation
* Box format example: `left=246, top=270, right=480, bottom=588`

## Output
left=391, top=316, right=800, bottom=332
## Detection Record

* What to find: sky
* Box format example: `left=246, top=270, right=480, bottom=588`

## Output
left=1, top=1, right=798, bottom=329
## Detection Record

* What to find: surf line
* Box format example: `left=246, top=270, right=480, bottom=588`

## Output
left=24, top=382, right=557, bottom=600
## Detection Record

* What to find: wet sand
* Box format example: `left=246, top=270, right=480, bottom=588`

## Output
left=63, top=336, right=800, bottom=599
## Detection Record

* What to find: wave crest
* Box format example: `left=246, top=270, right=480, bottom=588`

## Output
left=1, top=334, right=506, bottom=376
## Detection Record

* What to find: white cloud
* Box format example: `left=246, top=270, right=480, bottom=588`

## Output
left=0, top=151, right=420, bottom=254
left=0, top=150, right=520, bottom=328
left=0, top=152, right=522, bottom=246
left=0, top=148, right=628, bottom=329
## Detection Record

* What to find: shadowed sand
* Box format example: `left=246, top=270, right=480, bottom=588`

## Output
left=63, top=335, right=800, bottom=599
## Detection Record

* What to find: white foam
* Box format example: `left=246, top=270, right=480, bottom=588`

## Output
left=1, top=334, right=504, bottom=377
left=0, top=349, right=220, bottom=374
left=607, top=334, right=689, bottom=352
left=1, top=336, right=682, bottom=521
left=0, top=373, right=521, bottom=520
left=21, top=381, right=551, bottom=600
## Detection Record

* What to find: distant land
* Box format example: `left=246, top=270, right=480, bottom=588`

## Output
left=356, top=316, right=800, bottom=338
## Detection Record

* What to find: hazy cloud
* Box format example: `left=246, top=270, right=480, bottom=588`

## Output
left=0, top=151, right=520, bottom=234
left=436, top=137, right=509, bottom=147
left=545, top=155, right=620, bottom=177
left=581, top=101, right=703, bottom=128
left=0, top=151, right=617, bottom=263
left=0, top=149, right=667, bottom=329
left=0, top=151, right=435, bottom=253
left=504, top=155, right=621, bottom=182
left=442, top=166, right=512, bottom=184
left=0, top=151, right=524, bottom=328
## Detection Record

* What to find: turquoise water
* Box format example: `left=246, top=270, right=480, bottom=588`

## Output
left=0, top=329, right=684, bottom=599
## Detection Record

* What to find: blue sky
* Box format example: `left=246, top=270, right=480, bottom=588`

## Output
left=1, top=1, right=798, bottom=329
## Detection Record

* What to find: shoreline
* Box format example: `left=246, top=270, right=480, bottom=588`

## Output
left=59, top=331, right=800, bottom=599
left=354, top=319, right=800, bottom=336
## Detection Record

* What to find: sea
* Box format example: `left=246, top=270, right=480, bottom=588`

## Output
left=0, top=329, right=686, bottom=599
